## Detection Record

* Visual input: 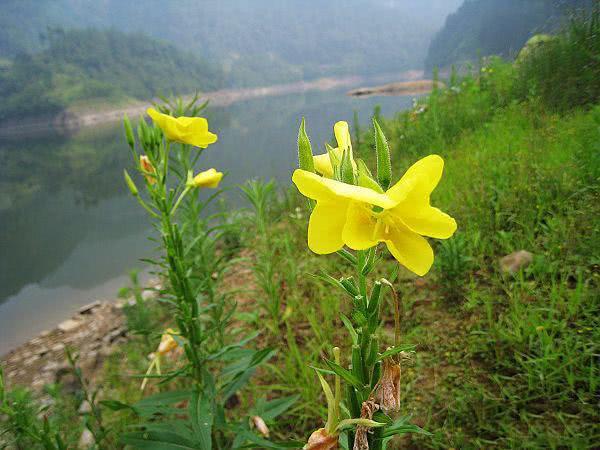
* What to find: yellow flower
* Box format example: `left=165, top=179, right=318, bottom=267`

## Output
left=139, top=155, right=157, bottom=185
left=188, top=168, right=223, bottom=189
left=147, top=107, right=218, bottom=148
left=292, top=155, right=456, bottom=276
left=313, top=121, right=357, bottom=177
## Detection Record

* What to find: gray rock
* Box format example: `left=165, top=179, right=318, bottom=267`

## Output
left=78, top=301, right=101, bottom=315
left=78, top=428, right=95, bottom=449
left=58, top=319, right=82, bottom=333
left=500, top=250, right=534, bottom=274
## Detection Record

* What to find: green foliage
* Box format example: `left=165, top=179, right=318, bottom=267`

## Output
left=425, top=0, right=593, bottom=71
left=0, top=28, right=222, bottom=120
left=514, top=6, right=600, bottom=110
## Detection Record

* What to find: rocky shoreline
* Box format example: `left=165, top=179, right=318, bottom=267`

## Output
left=1, top=283, right=160, bottom=391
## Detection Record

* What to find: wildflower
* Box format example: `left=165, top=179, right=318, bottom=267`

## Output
left=313, top=121, right=357, bottom=178
left=147, top=107, right=217, bottom=148
left=139, top=155, right=157, bottom=185
left=187, top=168, right=223, bottom=189
left=292, top=155, right=457, bottom=276
left=251, top=416, right=270, bottom=438
left=373, top=358, right=401, bottom=413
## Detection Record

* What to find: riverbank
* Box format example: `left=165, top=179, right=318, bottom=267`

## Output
left=0, top=73, right=423, bottom=137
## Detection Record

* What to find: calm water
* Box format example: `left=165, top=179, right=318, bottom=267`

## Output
left=0, top=88, right=414, bottom=354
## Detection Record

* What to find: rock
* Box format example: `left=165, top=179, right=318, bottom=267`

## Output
left=42, top=361, right=67, bottom=373
left=141, top=289, right=156, bottom=301
left=500, top=250, right=533, bottom=274
left=103, top=327, right=127, bottom=344
left=78, top=428, right=95, bottom=449
left=58, top=319, right=82, bottom=333
left=78, top=400, right=92, bottom=414
left=51, top=343, right=65, bottom=353
left=78, top=301, right=101, bottom=315
left=24, top=354, right=41, bottom=366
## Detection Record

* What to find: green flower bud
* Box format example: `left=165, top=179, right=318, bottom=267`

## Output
left=123, top=114, right=135, bottom=150
left=356, top=159, right=384, bottom=193
left=123, top=169, right=138, bottom=196
left=373, top=118, right=392, bottom=190
left=297, top=117, right=315, bottom=172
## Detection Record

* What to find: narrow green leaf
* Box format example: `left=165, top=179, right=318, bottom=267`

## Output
left=315, top=371, right=336, bottom=431
left=376, top=345, right=416, bottom=361
left=254, top=395, right=300, bottom=421
left=339, top=313, right=358, bottom=345
left=373, top=118, right=392, bottom=190
left=324, top=359, right=363, bottom=389
left=190, top=391, right=212, bottom=449
left=121, top=430, right=199, bottom=450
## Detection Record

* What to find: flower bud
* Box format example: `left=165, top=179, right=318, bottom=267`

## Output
left=123, top=114, right=135, bottom=150
left=139, top=155, right=157, bottom=185
left=304, top=428, right=338, bottom=450
left=252, top=415, right=270, bottom=437
left=187, top=168, right=223, bottom=189
left=373, top=118, right=392, bottom=190
left=123, top=170, right=138, bottom=196
left=298, top=117, right=315, bottom=173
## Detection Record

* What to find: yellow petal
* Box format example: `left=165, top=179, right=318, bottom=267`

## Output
left=378, top=219, right=434, bottom=276
left=313, top=152, right=335, bottom=178
left=342, top=202, right=378, bottom=250
left=292, top=170, right=396, bottom=209
left=308, top=200, right=349, bottom=254
left=386, top=154, right=456, bottom=239
left=334, top=121, right=352, bottom=152
left=147, top=108, right=217, bottom=148
left=395, top=207, right=457, bottom=239
left=190, top=168, right=223, bottom=188
left=386, top=154, right=444, bottom=203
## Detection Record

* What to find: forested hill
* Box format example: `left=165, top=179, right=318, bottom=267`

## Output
left=0, top=0, right=462, bottom=85
left=0, top=29, right=223, bottom=120
left=425, top=0, right=593, bottom=71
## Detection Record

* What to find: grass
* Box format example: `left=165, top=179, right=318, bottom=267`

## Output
left=2, top=11, right=600, bottom=448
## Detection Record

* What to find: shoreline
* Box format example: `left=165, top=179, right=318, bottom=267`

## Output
left=0, top=72, right=421, bottom=138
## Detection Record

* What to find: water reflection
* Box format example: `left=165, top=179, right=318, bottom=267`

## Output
left=0, top=88, right=415, bottom=352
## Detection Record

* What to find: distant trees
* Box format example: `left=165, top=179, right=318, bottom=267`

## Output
left=424, top=0, right=594, bottom=71
left=0, top=28, right=223, bottom=120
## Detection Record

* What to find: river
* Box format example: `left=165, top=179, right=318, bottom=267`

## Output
left=0, top=83, right=417, bottom=354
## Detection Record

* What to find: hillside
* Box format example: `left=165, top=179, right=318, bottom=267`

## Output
left=425, top=0, right=593, bottom=71
left=0, top=28, right=223, bottom=121
left=0, top=0, right=462, bottom=85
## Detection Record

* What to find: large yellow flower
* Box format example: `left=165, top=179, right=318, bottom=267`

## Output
left=313, top=121, right=357, bottom=177
left=292, top=155, right=456, bottom=276
left=147, top=108, right=218, bottom=148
